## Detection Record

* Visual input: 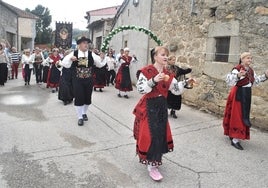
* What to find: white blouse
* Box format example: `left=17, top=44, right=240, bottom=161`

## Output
left=21, top=54, right=33, bottom=69
left=106, top=56, right=116, bottom=71
left=137, top=72, right=186, bottom=95
left=226, top=68, right=267, bottom=87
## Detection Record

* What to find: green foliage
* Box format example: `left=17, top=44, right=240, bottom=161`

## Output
left=26, top=5, right=52, bottom=44
left=101, top=25, right=162, bottom=52
left=72, top=29, right=89, bottom=41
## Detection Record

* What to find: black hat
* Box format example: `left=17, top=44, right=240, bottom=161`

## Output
left=76, top=36, right=92, bottom=45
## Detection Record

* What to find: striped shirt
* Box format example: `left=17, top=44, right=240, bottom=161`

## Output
left=9, top=52, right=21, bottom=63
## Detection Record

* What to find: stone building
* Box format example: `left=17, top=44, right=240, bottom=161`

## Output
left=0, top=0, right=38, bottom=51
left=110, top=0, right=268, bottom=129
left=85, top=6, right=120, bottom=50
left=150, top=0, right=268, bottom=129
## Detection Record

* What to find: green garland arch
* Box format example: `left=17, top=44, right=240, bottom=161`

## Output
left=101, top=25, right=163, bottom=52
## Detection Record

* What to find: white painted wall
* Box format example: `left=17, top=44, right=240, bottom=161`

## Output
left=109, top=0, right=153, bottom=84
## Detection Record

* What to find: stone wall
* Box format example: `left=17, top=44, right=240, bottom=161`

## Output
left=150, top=0, right=268, bottom=129
left=0, top=3, right=17, bottom=45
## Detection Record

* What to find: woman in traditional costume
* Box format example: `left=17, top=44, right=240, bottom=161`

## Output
left=223, top=52, right=268, bottom=150
left=115, top=47, right=137, bottom=98
left=46, top=48, right=62, bottom=93
left=93, top=51, right=107, bottom=92
left=133, top=46, right=195, bottom=181
left=58, top=49, right=74, bottom=105
left=166, top=55, right=192, bottom=118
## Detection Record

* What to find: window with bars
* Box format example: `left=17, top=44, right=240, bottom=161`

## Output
left=214, top=37, right=230, bottom=62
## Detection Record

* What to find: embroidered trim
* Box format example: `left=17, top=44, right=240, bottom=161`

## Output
left=76, top=67, right=92, bottom=78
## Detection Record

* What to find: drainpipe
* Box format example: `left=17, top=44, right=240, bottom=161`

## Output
left=147, top=0, right=153, bottom=65
left=17, top=16, right=19, bottom=51
left=191, top=0, right=197, bottom=15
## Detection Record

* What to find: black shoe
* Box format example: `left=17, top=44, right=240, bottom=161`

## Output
left=172, top=113, right=178, bottom=119
left=124, top=95, right=129, bottom=99
left=82, top=114, right=88, bottom=121
left=243, top=118, right=251, bottom=127
left=231, top=141, right=244, bottom=150
left=99, top=88, right=103, bottom=92
left=25, top=82, right=27, bottom=86
left=118, top=93, right=122, bottom=98
left=27, top=82, right=30, bottom=85
left=64, top=101, right=68, bottom=105
left=94, top=88, right=97, bottom=91
left=78, top=119, right=84, bottom=126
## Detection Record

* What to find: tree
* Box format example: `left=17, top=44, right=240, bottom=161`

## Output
left=72, top=29, right=89, bottom=41
left=26, top=5, right=52, bottom=44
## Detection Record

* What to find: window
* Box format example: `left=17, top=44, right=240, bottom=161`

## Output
left=214, top=37, right=230, bottom=62
left=95, top=36, right=102, bottom=51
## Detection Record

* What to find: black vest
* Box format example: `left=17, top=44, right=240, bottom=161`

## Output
left=72, top=50, right=94, bottom=79
left=72, top=50, right=94, bottom=68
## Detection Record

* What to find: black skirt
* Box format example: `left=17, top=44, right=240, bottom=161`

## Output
left=146, top=96, right=168, bottom=162
left=58, top=68, right=73, bottom=102
left=167, top=91, right=182, bottom=110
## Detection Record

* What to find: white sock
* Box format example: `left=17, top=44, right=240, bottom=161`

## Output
left=232, top=138, right=240, bottom=144
left=75, top=106, right=83, bottom=119
left=147, top=164, right=156, bottom=172
left=82, top=105, right=89, bottom=115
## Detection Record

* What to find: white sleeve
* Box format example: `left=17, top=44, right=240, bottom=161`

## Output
left=92, top=52, right=101, bottom=67
left=254, top=72, right=268, bottom=85
left=136, top=73, right=153, bottom=94
left=30, top=54, right=35, bottom=63
left=226, top=69, right=239, bottom=86
left=169, top=78, right=186, bottom=95
left=21, top=55, right=27, bottom=64
left=61, top=52, right=74, bottom=68
left=131, top=56, right=138, bottom=64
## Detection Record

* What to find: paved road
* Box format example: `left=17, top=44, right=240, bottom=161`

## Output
left=0, top=74, right=267, bottom=188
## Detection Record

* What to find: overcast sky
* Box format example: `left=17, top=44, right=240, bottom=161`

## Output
left=5, top=0, right=124, bottom=29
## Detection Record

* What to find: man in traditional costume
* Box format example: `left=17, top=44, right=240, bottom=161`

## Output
left=61, top=36, right=101, bottom=126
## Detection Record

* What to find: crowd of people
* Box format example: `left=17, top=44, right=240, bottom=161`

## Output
left=1, top=37, right=268, bottom=182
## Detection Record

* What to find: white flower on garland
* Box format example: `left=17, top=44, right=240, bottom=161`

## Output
left=101, top=25, right=162, bottom=52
